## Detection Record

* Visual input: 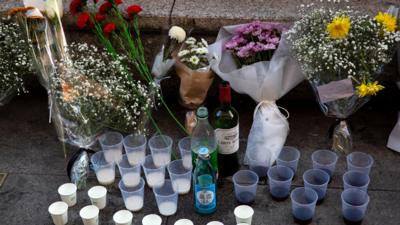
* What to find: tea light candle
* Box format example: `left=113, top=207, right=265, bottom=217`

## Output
left=95, top=168, right=115, bottom=185
left=142, top=214, right=162, bottom=225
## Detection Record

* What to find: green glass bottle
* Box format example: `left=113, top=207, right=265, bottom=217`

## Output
left=213, top=81, right=240, bottom=177
left=191, top=107, right=218, bottom=173
left=193, top=147, right=217, bottom=215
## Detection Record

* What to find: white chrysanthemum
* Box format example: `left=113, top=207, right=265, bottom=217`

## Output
left=201, top=38, right=208, bottom=47
left=177, top=49, right=190, bottom=58
left=189, top=55, right=200, bottom=65
left=195, top=47, right=208, bottom=55
left=168, top=26, right=186, bottom=43
left=185, top=37, right=196, bottom=45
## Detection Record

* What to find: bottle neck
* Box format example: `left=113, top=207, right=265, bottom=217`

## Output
left=219, top=83, right=231, bottom=109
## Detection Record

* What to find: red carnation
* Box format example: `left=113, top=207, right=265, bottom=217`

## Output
left=114, top=0, right=123, bottom=5
left=70, top=0, right=83, bottom=15
left=126, top=5, right=142, bottom=15
left=99, top=2, right=112, bottom=14
left=95, top=13, right=105, bottom=22
left=103, top=22, right=116, bottom=35
left=77, top=12, right=90, bottom=29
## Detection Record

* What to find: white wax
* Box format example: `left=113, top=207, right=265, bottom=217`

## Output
left=96, top=168, right=115, bottom=185
left=122, top=172, right=140, bottom=187
left=158, top=201, right=177, bottom=216
left=152, top=153, right=171, bottom=167
left=172, top=178, right=191, bottom=194
left=182, top=155, right=192, bottom=169
left=146, top=172, right=165, bottom=188
left=104, top=149, right=122, bottom=163
left=127, top=150, right=145, bottom=165
left=124, top=195, right=143, bottom=212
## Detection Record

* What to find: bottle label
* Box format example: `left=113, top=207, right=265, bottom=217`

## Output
left=195, top=184, right=216, bottom=208
left=215, top=125, right=239, bottom=154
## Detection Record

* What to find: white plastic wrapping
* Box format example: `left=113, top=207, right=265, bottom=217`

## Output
left=208, top=23, right=304, bottom=166
left=151, top=46, right=175, bottom=80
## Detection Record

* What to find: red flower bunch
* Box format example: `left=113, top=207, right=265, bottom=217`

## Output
left=77, top=12, right=90, bottom=29
left=103, top=22, right=116, bottom=35
left=95, top=13, right=105, bottom=22
left=126, top=5, right=142, bottom=20
left=99, top=2, right=112, bottom=14
left=70, top=0, right=85, bottom=15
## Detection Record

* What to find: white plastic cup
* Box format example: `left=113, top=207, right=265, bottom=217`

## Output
left=88, top=186, right=107, bottom=210
left=48, top=201, right=68, bottom=225
left=58, top=183, right=77, bottom=207
left=234, top=205, right=254, bottom=225
left=174, top=219, right=194, bottom=225
left=79, top=205, right=100, bottom=225
left=99, top=131, right=124, bottom=163
left=142, top=214, right=162, bottom=225
left=178, top=137, right=193, bottom=169
left=149, top=135, right=173, bottom=167
left=91, top=151, right=116, bottom=185
left=143, top=155, right=166, bottom=188
left=123, top=134, right=147, bottom=165
left=113, top=210, right=133, bottom=225
left=207, top=222, right=224, bottom=225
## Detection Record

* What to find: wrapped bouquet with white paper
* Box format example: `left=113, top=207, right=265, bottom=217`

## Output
left=288, top=4, right=400, bottom=153
left=208, top=21, right=304, bottom=167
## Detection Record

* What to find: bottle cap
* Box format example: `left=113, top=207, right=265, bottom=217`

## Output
left=219, top=81, right=231, bottom=103
left=196, top=107, right=208, bottom=119
left=198, top=147, right=210, bottom=158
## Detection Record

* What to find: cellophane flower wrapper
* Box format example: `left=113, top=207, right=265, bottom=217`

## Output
left=151, top=45, right=176, bottom=81
left=208, top=23, right=304, bottom=167
left=175, top=59, right=214, bottom=109
left=0, top=88, right=17, bottom=106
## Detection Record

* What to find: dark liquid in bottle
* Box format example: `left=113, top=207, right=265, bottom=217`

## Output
left=250, top=166, right=268, bottom=178
left=218, top=152, right=240, bottom=177
left=236, top=191, right=255, bottom=205
left=293, top=208, right=313, bottom=225
left=270, top=187, right=289, bottom=201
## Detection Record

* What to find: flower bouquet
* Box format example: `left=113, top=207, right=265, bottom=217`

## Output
left=175, top=37, right=214, bottom=109
left=288, top=4, right=400, bottom=153
left=0, top=17, right=32, bottom=106
left=151, top=26, right=186, bottom=80
left=209, top=21, right=304, bottom=167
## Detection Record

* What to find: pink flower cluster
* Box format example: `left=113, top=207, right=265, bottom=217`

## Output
left=225, top=21, right=287, bottom=66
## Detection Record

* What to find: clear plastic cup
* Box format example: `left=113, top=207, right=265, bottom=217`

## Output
left=168, top=159, right=192, bottom=195
left=343, top=171, right=370, bottom=192
left=99, top=131, right=124, bottom=163
left=178, top=137, right=192, bottom=170
left=118, top=154, right=141, bottom=188
left=290, top=187, right=318, bottom=224
left=267, top=165, right=294, bottom=201
left=142, top=214, right=162, bottom=225
left=276, top=146, right=300, bottom=173
left=232, top=170, right=259, bottom=205
left=347, top=152, right=374, bottom=175
left=303, top=169, right=329, bottom=203
left=91, top=151, right=116, bottom=186
left=142, top=155, right=165, bottom=188
left=234, top=205, right=254, bottom=225
left=149, top=135, right=173, bottom=167
left=79, top=205, right=99, bottom=225
left=88, top=186, right=107, bottom=210
left=57, top=183, right=77, bottom=207
left=247, top=154, right=269, bottom=178
left=341, top=188, right=370, bottom=224
left=153, top=179, right=178, bottom=216
left=118, top=178, right=145, bottom=212
left=311, top=149, right=338, bottom=178
left=48, top=201, right=68, bottom=225
left=113, top=209, right=133, bottom=225
left=123, top=134, right=147, bottom=165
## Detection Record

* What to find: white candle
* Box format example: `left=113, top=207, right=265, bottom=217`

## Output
left=127, top=151, right=145, bottom=165
left=182, top=155, right=192, bottom=169
left=124, top=195, right=143, bottom=212
left=146, top=172, right=165, bottom=188
left=96, top=168, right=115, bottom=185
left=158, top=201, right=177, bottom=216
left=172, top=178, right=191, bottom=194
left=122, top=172, right=140, bottom=188
left=104, top=149, right=122, bottom=163
left=152, top=153, right=171, bottom=167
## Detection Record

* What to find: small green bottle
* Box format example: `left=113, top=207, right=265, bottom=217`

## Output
left=193, top=147, right=217, bottom=215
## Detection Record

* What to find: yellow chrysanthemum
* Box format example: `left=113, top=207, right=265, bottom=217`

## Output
left=375, top=12, right=397, bottom=32
left=356, top=81, right=385, bottom=97
left=327, top=16, right=351, bottom=39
